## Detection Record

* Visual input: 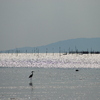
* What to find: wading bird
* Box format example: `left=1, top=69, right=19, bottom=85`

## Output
left=29, top=71, right=34, bottom=80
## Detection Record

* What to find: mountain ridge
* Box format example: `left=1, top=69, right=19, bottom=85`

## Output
left=2, top=37, right=100, bottom=53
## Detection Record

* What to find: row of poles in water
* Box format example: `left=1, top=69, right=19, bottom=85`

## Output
left=1, top=47, right=63, bottom=56
left=1, top=47, right=100, bottom=56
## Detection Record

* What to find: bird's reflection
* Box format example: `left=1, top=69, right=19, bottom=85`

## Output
left=29, top=82, right=33, bottom=91
left=29, top=82, right=34, bottom=100
left=29, top=82, right=33, bottom=86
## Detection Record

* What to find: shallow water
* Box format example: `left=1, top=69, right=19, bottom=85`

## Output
left=0, top=67, right=100, bottom=100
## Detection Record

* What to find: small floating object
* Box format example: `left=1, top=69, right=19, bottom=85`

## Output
left=75, top=69, right=79, bottom=71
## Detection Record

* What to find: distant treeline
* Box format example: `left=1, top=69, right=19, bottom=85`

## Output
left=0, top=47, right=100, bottom=55
left=64, top=50, right=100, bottom=55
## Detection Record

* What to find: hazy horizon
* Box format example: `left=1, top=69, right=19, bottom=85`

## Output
left=1, top=37, right=100, bottom=51
left=1, top=37, right=100, bottom=53
left=0, top=0, right=100, bottom=50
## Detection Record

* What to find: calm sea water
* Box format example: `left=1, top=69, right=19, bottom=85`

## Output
left=0, top=53, right=100, bottom=68
left=0, top=67, right=100, bottom=100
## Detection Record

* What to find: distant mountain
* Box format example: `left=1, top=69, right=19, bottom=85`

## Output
left=2, top=38, right=100, bottom=53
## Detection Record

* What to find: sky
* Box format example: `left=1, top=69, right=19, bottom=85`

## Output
left=0, top=0, right=100, bottom=51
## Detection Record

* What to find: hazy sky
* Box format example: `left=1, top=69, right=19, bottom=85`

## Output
left=0, top=0, right=100, bottom=50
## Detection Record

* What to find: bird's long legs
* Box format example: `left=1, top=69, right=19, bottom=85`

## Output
left=30, top=78, right=32, bottom=83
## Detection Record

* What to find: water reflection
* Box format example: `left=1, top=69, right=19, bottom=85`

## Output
left=29, top=82, right=33, bottom=91
left=29, top=82, right=34, bottom=100
left=29, top=82, right=33, bottom=86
